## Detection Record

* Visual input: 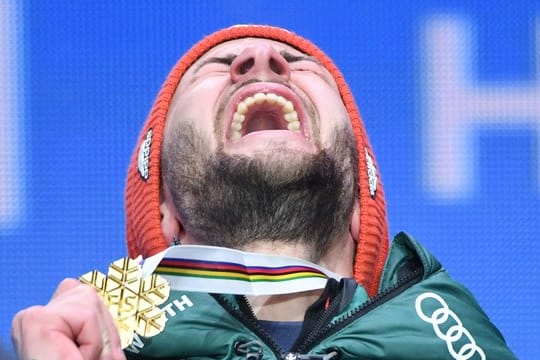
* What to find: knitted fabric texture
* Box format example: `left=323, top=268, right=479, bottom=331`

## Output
left=125, top=25, right=389, bottom=297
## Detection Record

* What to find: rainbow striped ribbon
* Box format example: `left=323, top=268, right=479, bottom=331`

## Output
left=141, top=245, right=340, bottom=295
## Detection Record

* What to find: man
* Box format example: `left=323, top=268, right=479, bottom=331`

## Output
left=12, top=25, right=516, bottom=359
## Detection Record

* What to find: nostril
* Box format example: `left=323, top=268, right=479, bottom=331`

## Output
left=269, top=57, right=284, bottom=75
left=238, top=58, right=255, bottom=75
left=231, top=45, right=290, bottom=81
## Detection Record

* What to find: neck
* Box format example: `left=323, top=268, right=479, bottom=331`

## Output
left=241, top=237, right=355, bottom=322
left=246, top=290, right=322, bottom=321
left=182, top=234, right=356, bottom=321
left=241, top=241, right=314, bottom=263
left=241, top=237, right=355, bottom=278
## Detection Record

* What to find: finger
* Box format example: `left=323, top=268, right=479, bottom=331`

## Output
left=98, top=329, right=113, bottom=360
left=51, top=278, right=81, bottom=299
left=96, top=299, right=125, bottom=360
left=97, top=328, right=126, bottom=360
left=55, top=284, right=108, bottom=360
left=11, top=307, right=27, bottom=358
left=64, top=284, right=123, bottom=360
left=53, top=283, right=125, bottom=360
left=15, top=280, right=125, bottom=360
left=12, top=306, right=84, bottom=360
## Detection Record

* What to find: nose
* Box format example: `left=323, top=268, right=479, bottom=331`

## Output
left=230, top=44, right=291, bottom=83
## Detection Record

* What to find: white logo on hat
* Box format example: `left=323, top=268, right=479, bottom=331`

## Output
left=138, top=128, right=153, bottom=181
left=365, top=148, right=377, bottom=198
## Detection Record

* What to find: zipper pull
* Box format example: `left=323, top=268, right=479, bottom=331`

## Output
left=234, top=340, right=264, bottom=359
left=284, top=351, right=339, bottom=360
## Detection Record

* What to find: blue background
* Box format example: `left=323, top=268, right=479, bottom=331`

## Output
left=1, top=1, right=538, bottom=359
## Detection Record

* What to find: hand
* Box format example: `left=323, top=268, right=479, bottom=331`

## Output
left=11, top=278, right=126, bottom=360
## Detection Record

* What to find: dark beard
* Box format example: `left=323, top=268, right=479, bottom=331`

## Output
left=162, top=122, right=358, bottom=262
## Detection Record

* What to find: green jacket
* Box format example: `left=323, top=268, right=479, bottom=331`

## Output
left=125, top=233, right=516, bottom=359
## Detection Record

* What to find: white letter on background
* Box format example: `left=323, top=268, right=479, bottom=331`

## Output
left=422, top=16, right=540, bottom=199
left=0, top=0, right=25, bottom=227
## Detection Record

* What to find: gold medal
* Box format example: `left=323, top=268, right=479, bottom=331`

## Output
left=80, top=257, right=171, bottom=348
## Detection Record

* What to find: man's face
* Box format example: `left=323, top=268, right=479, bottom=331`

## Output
left=162, top=37, right=358, bottom=261
left=166, top=37, right=352, bottom=157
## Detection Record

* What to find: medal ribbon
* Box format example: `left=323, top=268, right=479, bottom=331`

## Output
left=141, top=245, right=341, bottom=295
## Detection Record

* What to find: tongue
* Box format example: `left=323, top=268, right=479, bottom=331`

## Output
left=244, top=111, right=285, bottom=134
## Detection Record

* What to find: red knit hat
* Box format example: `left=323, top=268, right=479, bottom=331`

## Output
left=125, top=25, right=389, bottom=297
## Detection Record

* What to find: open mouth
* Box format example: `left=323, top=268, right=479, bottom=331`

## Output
left=229, top=92, right=303, bottom=141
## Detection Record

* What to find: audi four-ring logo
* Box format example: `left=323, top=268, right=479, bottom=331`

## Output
left=415, top=292, right=486, bottom=360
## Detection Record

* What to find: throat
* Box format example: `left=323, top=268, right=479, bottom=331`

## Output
left=246, top=289, right=323, bottom=321
left=241, top=241, right=316, bottom=263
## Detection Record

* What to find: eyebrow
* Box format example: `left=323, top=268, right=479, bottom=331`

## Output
left=193, top=50, right=320, bottom=74
left=279, top=50, right=320, bottom=65
left=193, top=53, right=237, bottom=74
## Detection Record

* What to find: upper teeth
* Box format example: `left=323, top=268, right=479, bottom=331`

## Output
left=230, top=92, right=300, bottom=140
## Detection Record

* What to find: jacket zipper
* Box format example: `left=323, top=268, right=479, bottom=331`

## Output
left=212, top=293, right=286, bottom=359
left=293, top=267, right=424, bottom=354
left=213, top=266, right=423, bottom=358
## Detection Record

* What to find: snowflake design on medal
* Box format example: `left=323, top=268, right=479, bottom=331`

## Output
left=80, top=257, right=171, bottom=348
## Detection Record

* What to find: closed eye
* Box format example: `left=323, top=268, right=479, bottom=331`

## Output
left=280, top=51, right=320, bottom=65
left=281, top=51, right=336, bottom=88
left=194, top=53, right=237, bottom=74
